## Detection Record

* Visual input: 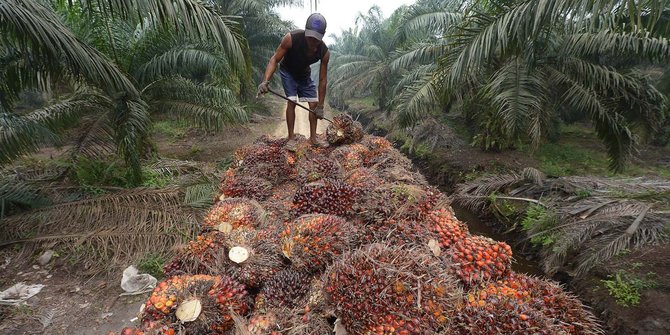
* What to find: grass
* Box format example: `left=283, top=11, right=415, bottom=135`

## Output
left=531, top=123, right=670, bottom=178
left=137, top=252, right=166, bottom=280
left=152, top=119, right=191, bottom=140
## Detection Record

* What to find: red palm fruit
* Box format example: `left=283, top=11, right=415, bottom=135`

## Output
left=253, top=135, right=290, bottom=148
left=329, top=144, right=369, bottom=171
left=291, top=178, right=359, bottom=217
left=518, top=273, right=604, bottom=334
left=163, top=232, right=226, bottom=277
left=218, top=228, right=284, bottom=288
left=296, top=155, right=342, bottom=183
left=446, top=293, right=561, bottom=335
left=219, top=172, right=273, bottom=201
left=280, top=214, right=356, bottom=273
left=244, top=307, right=331, bottom=335
left=427, top=208, right=470, bottom=249
left=325, top=243, right=461, bottom=334
left=142, top=274, right=249, bottom=333
left=343, top=167, right=384, bottom=191
left=261, top=182, right=300, bottom=223
left=446, top=235, right=512, bottom=286
left=326, top=114, right=364, bottom=145
left=356, top=185, right=445, bottom=226
left=360, top=135, right=393, bottom=153
left=202, top=198, right=266, bottom=232
left=260, top=269, right=313, bottom=309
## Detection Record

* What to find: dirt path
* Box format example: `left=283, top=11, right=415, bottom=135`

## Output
left=271, top=100, right=330, bottom=138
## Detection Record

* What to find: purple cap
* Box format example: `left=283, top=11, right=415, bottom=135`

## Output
left=305, top=13, right=327, bottom=40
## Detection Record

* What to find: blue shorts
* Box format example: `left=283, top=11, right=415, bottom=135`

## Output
left=280, top=68, right=318, bottom=103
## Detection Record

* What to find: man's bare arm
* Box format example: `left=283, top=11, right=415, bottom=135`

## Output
left=263, top=33, right=292, bottom=82
left=318, top=50, right=330, bottom=106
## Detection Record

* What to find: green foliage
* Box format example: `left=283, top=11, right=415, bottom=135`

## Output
left=74, top=157, right=131, bottom=188
left=137, top=252, right=166, bottom=280
left=602, top=270, right=657, bottom=307
left=535, top=143, right=610, bottom=177
left=522, top=204, right=557, bottom=247
left=152, top=119, right=190, bottom=140
left=335, top=0, right=670, bottom=171
left=141, top=168, right=172, bottom=188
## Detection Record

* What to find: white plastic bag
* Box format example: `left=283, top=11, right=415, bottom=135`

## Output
left=120, top=266, right=156, bottom=296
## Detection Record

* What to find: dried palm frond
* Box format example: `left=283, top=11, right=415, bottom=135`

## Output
left=0, top=188, right=202, bottom=270
left=456, top=171, right=670, bottom=276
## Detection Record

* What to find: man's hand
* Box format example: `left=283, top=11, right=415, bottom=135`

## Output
left=256, top=81, right=269, bottom=96
left=314, top=105, right=325, bottom=119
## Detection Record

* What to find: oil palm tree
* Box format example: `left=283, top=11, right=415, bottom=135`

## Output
left=0, top=0, right=248, bottom=183
left=329, top=6, right=407, bottom=111
left=394, top=0, right=670, bottom=171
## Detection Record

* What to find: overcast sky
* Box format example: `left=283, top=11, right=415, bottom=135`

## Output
left=276, top=0, right=416, bottom=45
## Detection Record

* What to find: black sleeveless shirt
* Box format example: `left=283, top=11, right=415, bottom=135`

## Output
left=280, top=30, right=328, bottom=80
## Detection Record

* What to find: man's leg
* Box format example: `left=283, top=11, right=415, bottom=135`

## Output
left=308, top=102, right=318, bottom=143
left=286, top=101, right=296, bottom=139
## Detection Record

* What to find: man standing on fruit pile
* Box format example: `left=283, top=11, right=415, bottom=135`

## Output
left=257, top=13, right=330, bottom=148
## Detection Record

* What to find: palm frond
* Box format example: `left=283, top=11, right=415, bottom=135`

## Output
left=88, top=0, right=246, bottom=68
left=548, top=66, right=635, bottom=171
left=145, top=76, right=247, bottom=130
left=393, top=67, right=442, bottom=127
left=459, top=172, right=670, bottom=276
left=396, top=10, right=462, bottom=43
left=0, top=0, right=139, bottom=96
left=390, top=43, right=448, bottom=71
left=110, top=96, right=151, bottom=184
left=482, top=58, right=549, bottom=145
left=561, top=30, right=670, bottom=60
left=0, top=187, right=201, bottom=268
left=0, top=97, right=90, bottom=165
left=0, top=177, right=50, bottom=218
left=184, top=183, right=217, bottom=208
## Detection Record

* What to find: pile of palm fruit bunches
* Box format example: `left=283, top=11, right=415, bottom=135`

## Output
left=109, top=115, right=603, bottom=335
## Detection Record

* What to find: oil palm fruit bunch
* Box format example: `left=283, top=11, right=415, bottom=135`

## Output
left=241, top=307, right=331, bottom=335
left=238, top=146, right=296, bottom=185
left=329, top=144, right=369, bottom=171
left=203, top=198, right=265, bottom=232
left=244, top=309, right=284, bottom=335
left=520, top=274, right=603, bottom=334
left=326, top=114, right=364, bottom=145
left=259, top=268, right=313, bottom=309
left=280, top=214, right=356, bottom=272
left=106, top=328, right=145, bottom=335
left=220, top=228, right=284, bottom=288
left=261, top=183, right=300, bottom=222
left=427, top=208, right=470, bottom=249
left=368, top=218, right=439, bottom=247
left=361, top=135, right=393, bottom=152
left=141, top=274, right=249, bottom=334
left=163, top=232, right=226, bottom=276
left=254, top=135, right=290, bottom=148
left=219, top=170, right=273, bottom=201
left=291, top=178, right=359, bottom=217
left=325, top=243, right=461, bottom=334
left=296, top=155, right=342, bottom=183
left=356, top=185, right=441, bottom=226
left=344, top=167, right=385, bottom=191
left=447, top=235, right=513, bottom=285
left=364, top=147, right=412, bottom=171
left=447, top=292, right=561, bottom=335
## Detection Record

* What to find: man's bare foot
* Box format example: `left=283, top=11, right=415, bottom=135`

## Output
left=309, top=138, right=327, bottom=148
left=285, top=137, right=298, bottom=151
